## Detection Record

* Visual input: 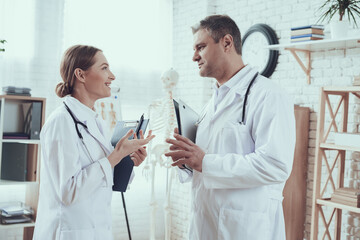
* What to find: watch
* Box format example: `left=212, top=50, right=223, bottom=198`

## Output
left=241, top=24, right=279, bottom=78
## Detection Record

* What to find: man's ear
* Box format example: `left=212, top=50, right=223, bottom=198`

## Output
left=222, top=34, right=234, bottom=53
left=74, top=68, right=86, bottom=83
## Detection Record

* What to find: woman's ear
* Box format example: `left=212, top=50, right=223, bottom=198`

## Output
left=222, top=34, right=234, bottom=53
left=74, top=68, right=85, bottom=83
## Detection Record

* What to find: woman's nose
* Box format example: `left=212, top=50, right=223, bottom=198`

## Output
left=109, top=71, right=115, bottom=80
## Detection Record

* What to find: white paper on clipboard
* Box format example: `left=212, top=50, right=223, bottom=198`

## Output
left=173, top=99, right=199, bottom=143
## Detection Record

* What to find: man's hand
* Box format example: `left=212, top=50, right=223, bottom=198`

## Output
left=165, top=128, right=205, bottom=172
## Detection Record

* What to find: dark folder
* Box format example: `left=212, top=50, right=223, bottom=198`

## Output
left=111, top=115, right=149, bottom=192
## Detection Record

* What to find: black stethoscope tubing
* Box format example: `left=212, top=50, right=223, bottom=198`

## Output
left=63, top=102, right=88, bottom=139
left=63, top=102, right=108, bottom=163
left=239, top=72, right=258, bottom=125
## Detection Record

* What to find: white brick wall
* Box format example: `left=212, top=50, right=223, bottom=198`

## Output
left=171, top=0, right=360, bottom=239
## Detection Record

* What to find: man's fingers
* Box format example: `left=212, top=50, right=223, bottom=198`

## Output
left=169, top=145, right=183, bottom=151
left=171, top=158, right=189, bottom=168
left=166, top=138, right=190, bottom=151
left=173, top=133, right=194, bottom=145
left=165, top=150, right=191, bottom=159
left=174, top=128, right=179, bottom=134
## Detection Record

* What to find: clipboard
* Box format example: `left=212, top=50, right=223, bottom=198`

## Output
left=173, top=99, right=199, bottom=172
left=110, top=114, right=149, bottom=192
left=173, top=99, right=199, bottom=142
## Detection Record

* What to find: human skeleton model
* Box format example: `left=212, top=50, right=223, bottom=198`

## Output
left=144, top=68, right=179, bottom=240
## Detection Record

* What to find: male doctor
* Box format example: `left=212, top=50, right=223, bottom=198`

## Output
left=165, top=15, right=296, bottom=240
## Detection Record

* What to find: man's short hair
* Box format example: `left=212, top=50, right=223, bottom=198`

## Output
left=192, top=15, right=242, bottom=55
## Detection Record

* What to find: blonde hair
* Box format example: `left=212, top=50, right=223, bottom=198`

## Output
left=56, top=45, right=101, bottom=98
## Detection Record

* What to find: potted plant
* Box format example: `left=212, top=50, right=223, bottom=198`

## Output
left=317, top=0, right=360, bottom=38
left=0, top=39, right=6, bottom=52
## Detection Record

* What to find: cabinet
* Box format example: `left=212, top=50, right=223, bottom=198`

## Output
left=310, top=87, right=360, bottom=239
left=0, top=95, right=46, bottom=240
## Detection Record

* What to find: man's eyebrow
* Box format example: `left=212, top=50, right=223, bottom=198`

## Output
left=100, top=63, right=109, bottom=66
left=194, top=43, right=205, bottom=50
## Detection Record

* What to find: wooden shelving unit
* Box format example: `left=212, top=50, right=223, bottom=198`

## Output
left=0, top=95, right=46, bottom=240
left=266, top=36, right=360, bottom=84
left=310, top=86, right=360, bottom=239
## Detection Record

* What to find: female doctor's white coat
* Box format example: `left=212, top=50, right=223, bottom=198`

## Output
left=33, top=96, right=116, bottom=240
left=179, top=66, right=296, bottom=240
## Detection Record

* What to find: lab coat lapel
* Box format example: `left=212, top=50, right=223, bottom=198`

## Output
left=64, top=96, right=112, bottom=156
left=211, top=88, right=238, bottom=122
left=86, top=120, right=112, bottom=156
left=210, top=68, right=258, bottom=123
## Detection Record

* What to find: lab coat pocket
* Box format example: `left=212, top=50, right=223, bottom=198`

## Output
left=59, top=228, right=95, bottom=240
left=220, top=122, right=253, bottom=154
left=218, top=208, right=270, bottom=240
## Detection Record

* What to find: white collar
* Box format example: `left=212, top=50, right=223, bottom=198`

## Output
left=63, top=96, right=99, bottom=123
left=212, top=65, right=256, bottom=95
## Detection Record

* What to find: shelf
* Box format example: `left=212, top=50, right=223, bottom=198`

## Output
left=320, top=143, right=360, bottom=152
left=266, top=35, right=360, bottom=51
left=316, top=198, right=360, bottom=214
left=266, top=36, right=360, bottom=84
left=1, top=139, right=40, bottom=144
left=0, top=221, right=35, bottom=229
left=0, top=95, right=45, bottom=102
left=0, top=179, right=38, bottom=185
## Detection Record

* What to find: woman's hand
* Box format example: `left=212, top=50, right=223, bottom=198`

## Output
left=108, top=129, right=155, bottom=167
left=130, top=129, right=149, bottom=166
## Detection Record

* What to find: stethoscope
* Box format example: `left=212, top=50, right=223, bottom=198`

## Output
left=196, top=71, right=259, bottom=126
left=240, top=72, right=258, bottom=125
left=63, top=102, right=107, bottom=163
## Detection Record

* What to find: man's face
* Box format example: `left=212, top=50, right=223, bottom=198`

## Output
left=192, top=29, right=224, bottom=78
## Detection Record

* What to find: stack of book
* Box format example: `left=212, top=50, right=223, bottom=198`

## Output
left=291, top=25, right=325, bottom=43
left=353, top=75, right=360, bottom=86
left=0, top=202, right=34, bottom=224
left=331, top=188, right=360, bottom=207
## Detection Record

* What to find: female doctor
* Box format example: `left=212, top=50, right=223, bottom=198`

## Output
left=33, top=45, right=155, bottom=240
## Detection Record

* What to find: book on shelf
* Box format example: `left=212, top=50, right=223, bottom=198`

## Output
left=291, top=28, right=324, bottom=36
left=0, top=202, right=34, bottom=225
left=291, top=34, right=324, bottom=39
left=331, top=196, right=360, bottom=207
left=291, top=25, right=325, bottom=31
left=334, top=187, right=360, bottom=197
left=291, top=37, right=324, bottom=43
left=3, top=132, right=30, bottom=139
left=354, top=75, right=360, bottom=86
left=330, top=188, right=360, bottom=208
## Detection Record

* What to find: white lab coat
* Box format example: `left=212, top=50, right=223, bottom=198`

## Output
left=179, top=66, right=296, bottom=240
left=33, top=96, right=115, bottom=240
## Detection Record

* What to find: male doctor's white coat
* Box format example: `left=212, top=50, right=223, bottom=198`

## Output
left=179, top=66, right=296, bottom=240
left=33, top=96, right=118, bottom=240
